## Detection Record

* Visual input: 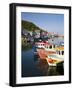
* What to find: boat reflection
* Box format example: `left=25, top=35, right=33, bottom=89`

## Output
left=34, top=55, right=64, bottom=76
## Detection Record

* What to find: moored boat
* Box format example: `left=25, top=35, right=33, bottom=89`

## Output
left=46, top=45, right=64, bottom=66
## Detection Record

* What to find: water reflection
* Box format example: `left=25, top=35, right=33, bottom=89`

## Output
left=22, top=48, right=64, bottom=77
left=34, top=55, right=64, bottom=76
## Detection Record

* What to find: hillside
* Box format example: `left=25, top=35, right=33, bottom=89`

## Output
left=22, top=20, right=45, bottom=32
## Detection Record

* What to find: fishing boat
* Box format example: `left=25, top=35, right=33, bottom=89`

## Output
left=46, top=46, right=64, bottom=66
left=35, top=42, right=45, bottom=49
left=44, top=42, right=56, bottom=52
left=34, top=41, right=56, bottom=56
left=46, top=55, right=64, bottom=66
left=37, top=49, right=56, bottom=60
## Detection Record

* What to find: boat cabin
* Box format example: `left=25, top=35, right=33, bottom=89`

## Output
left=56, top=46, right=64, bottom=55
left=35, top=42, right=45, bottom=48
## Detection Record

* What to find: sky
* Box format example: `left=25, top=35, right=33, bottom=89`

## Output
left=21, top=12, right=64, bottom=35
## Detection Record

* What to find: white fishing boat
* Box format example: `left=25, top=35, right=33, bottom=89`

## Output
left=44, top=42, right=56, bottom=52
left=46, top=46, right=64, bottom=66
left=35, top=42, right=45, bottom=49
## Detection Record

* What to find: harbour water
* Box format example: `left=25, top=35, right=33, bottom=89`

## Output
left=22, top=37, right=64, bottom=77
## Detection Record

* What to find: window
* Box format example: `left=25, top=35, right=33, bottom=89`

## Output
left=49, top=45, right=52, bottom=49
left=62, top=51, right=64, bottom=55
left=53, top=45, right=55, bottom=48
left=59, top=51, right=60, bottom=55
